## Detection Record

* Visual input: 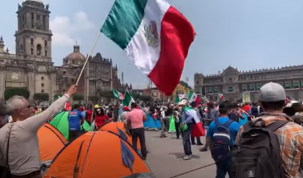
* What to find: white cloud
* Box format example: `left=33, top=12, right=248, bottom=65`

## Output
left=50, top=11, right=94, bottom=47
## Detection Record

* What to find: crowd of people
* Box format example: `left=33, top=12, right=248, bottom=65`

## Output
left=0, top=82, right=303, bottom=177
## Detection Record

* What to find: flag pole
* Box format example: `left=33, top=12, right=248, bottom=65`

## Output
left=76, top=32, right=102, bottom=85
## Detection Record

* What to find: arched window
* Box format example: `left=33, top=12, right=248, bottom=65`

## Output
left=44, top=40, right=47, bottom=47
left=36, top=44, right=41, bottom=56
left=44, top=50, right=47, bottom=57
left=30, top=48, right=33, bottom=55
left=20, top=44, right=23, bottom=52
left=31, top=38, right=34, bottom=45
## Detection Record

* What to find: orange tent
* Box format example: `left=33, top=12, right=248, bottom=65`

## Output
left=38, top=123, right=67, bottom=164
left=100, top=122, right=141, bottom=149
left=44, top=131, right=153, bottom=178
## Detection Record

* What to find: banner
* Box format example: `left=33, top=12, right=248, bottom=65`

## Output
left=242, top=92, right=251, bottom=103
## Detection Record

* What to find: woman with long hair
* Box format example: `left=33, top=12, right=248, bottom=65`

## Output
left=94, top=107, right=110, bottom=129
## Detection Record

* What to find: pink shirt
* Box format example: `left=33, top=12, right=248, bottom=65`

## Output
left=127, top=108, right=145, bottom=129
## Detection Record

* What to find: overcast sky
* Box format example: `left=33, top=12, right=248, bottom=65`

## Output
left=2, top=0, right=303, bottom=88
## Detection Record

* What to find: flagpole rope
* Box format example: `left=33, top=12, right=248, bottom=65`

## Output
left=168, top=162, right=215, bottom=178
left=76, top=32, right=102, bottom=85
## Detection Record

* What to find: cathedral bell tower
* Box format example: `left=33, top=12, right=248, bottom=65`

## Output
left=15, top=0, right=52, bottom=61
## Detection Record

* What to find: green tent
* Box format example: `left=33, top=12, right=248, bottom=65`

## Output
left=50, top=111, right=92, bottom=140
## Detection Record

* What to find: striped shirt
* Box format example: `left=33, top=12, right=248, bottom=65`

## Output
left=236, top=114, right=303, bottom=178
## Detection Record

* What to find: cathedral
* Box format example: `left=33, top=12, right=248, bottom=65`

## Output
left=0, top=0, right=128, bottom=102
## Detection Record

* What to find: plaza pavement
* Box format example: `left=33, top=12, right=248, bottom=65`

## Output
left=144, top=130, right=218, bottom=178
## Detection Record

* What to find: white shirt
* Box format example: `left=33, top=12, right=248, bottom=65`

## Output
left=0, top=94, right=70, bottom=175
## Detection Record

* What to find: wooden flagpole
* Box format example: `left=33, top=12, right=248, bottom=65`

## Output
left=76, top=32, right=102, bottom=85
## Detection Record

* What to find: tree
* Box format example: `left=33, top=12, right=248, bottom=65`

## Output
left=4, top=88, right=30, bottom=100
left=54, top=94, right=62, bottom=100
left=73, top=94, right=84, bottom=101
left=98, top=90, right=113, bottom=98
left=139, top=95, right=152, bottom=102
left=180, top=80, right=192, bottom=89
left=88, top=95, right=100, bottom=103
left=33, top=93, right=49, bottom=103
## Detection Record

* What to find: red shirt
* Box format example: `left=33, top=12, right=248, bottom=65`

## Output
left=86, top=110, right=92, bottom=122
left=95, top=115, right=109, bottom=128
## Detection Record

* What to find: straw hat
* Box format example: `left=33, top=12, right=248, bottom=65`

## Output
left=178, top=98, right=188, bottom=106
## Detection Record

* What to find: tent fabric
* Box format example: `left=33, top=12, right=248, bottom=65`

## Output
left=38, top=124, right=67, bottom=163
left=143, top=114, right=161, bottom=130
left=100, top=122, right=141, bottom=150
left=168, top=116, right=176, bottom=132
left=44, top=131, right=153, bottom=178
left=50, top=111, right=92, bottom=140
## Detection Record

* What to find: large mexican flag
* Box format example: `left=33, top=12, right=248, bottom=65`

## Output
left=101, top=0, right=195, bottom=96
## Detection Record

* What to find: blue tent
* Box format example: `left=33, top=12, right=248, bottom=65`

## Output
left=144, top=113, right=161, bottom=130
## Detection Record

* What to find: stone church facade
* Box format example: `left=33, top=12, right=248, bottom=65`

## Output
left=0, top=0, right=124, bottom=102
left=194, top=65, right=303, bottom=102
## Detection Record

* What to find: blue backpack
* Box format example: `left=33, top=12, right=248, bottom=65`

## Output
left=211, top=119, right=233, bottom=162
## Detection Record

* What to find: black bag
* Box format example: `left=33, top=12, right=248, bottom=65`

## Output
left=0, top=123, right=14, bottom=178
left=211, top=119, right=233, bottom=162
left=231, top=119, right=287, bottom=178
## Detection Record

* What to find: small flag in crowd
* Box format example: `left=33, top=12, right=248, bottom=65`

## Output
left=175, top=94, right=187, bottom=104
left=188, top=91, right=201, bottom=106
left=188, top=91, right=197, bottom=103
left=218, top=93, right=224, bottom=100
left=101, top=0, right=195, bottom=96
left=122, top=91, right=135, bottom=108
left=112, top=89, right=124, bottom=100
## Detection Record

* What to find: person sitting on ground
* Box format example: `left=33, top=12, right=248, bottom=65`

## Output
left=0, top=84, right=77, bottom=178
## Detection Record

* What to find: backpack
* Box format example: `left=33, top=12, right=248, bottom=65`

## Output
left=211, top=119, right=234, bottom=162
left=231, top=118, right=287, bottom=178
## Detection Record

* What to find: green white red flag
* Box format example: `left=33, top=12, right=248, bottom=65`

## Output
left=112, top=89, right=124, bottom=100
left=101, top=0, right=195, bottom=96
left=122, top=91, right=135, bottom=107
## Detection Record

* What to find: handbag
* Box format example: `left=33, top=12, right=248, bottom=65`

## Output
left=0, top=123, right=14, bottom=178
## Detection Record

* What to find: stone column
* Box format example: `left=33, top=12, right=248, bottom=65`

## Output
left=27, top=72, right=35, bottom=100
left=46, top=15, right=50, bottom=31
left=0, top=70, right=5, bottom=100
left=50, top=73, right=56, bottom=102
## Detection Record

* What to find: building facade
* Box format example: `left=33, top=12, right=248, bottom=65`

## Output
left=0, top=0, right=56, bottom=101
left=0, top=0, right=124, bottom=103
left=194, top=65, right=303, bottom=102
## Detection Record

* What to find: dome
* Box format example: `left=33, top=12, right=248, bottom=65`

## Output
left=25, top=0, right=43, bottom=3
left=65, top=45, right=85, bottom=61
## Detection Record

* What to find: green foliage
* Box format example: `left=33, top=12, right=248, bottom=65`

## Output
left=180, top=80, right=192, bottom=89
left=98, top=90, right=113, bottom=98
left=4, top=88, right=30, bottom=100
left=73, top=94, right=84, bottom=101
left=139, top=95, right=152, bottom=102
left=54, top=94, right=61, bottom=100
left=88, top=95, right=100, bottom=103
left=33, top=93, right=49, bottom=102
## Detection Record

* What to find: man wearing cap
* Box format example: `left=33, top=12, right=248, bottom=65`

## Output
left=236, top=82, right=303, bottom=177
left=178, top=98, right=203, bottom=160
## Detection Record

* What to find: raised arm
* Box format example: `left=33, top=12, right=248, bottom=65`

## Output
left=21, top=85, right=77, bottom=132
